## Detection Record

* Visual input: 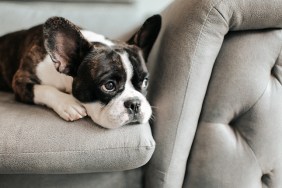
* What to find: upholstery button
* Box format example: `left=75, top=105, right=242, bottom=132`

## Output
left=261, top=173, right=271, bottom=186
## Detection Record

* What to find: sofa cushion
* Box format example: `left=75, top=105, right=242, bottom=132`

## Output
left=0, top=92, right=155, bottom=174
left=0, top=169, right=142, bottom=188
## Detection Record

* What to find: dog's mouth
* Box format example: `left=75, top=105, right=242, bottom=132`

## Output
left=125, top=119, right=140, bottom=125
left=126, top=121, right=141, bottom=126
left=124, top=113, right=143, bottom=125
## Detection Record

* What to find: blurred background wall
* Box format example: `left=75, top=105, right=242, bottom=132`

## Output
left=0, top=0, right=173, bottom=39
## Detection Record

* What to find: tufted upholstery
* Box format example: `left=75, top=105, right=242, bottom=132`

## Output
left=184, top=30, right=282, bottom=187
left=146, top=0, right=282, bottom=187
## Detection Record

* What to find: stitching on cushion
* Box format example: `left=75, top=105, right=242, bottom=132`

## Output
left=163, top=0, right=227, bottom=186
left=199, top=121, right=264, bottom=176
left=229, top=82, right=271, bottom=174
left=214, top=4, right=228, bottom=23
left=0, top=145, right=155, bottom=155
left=242, top=35, right=282, bottom=114
left=234, top=129, right=264, bottom=175
left=232, top=80, right=270, bottom=125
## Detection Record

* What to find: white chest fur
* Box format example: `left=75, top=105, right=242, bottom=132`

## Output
left=36, top=55, right=73, bottom=93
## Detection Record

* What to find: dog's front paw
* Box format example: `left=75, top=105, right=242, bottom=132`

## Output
left=53, top=94, right=87, bottom=121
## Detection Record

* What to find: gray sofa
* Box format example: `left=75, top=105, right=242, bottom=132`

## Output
left=1, top=0, right=282, bottom=187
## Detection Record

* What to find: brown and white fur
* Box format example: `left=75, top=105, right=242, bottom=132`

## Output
left=0, top=16, right=161, bottom=129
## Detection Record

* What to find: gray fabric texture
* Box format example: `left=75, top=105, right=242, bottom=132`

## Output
left=0, top=92, right=155, bottom=173
left=184, top=29, right=282, bottom=188
left=0, top=169, right=142, bottom=188
left=145, top=0, right=282, bottom=187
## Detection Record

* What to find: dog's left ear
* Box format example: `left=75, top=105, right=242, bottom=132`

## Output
left=127, top=15, right=162, bottom=61
left=43, top=17, right=92, bottom=76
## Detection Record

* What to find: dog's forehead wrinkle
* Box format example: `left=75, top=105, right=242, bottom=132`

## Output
left=81, top=51, right=126, bottom=86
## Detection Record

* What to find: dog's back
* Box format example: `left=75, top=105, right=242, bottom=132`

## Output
left=0, top=25, right=45, bottom=91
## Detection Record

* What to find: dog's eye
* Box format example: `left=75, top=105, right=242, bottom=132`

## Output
left=101, top=81, right=116, bottom=92
left=142, top=78, right=149, bottom=89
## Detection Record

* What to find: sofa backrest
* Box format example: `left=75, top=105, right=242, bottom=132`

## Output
left=146, top=0, right=282, bottom=187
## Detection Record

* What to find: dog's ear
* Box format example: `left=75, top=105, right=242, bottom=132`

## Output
left=43, top=17, right=92, bottom=76
left=127, top=15, right=161, bottom=61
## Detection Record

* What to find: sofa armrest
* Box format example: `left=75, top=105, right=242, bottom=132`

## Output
left=145, top=0, right=282, bottom=187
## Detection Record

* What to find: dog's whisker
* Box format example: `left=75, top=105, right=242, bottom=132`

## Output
left=150, top=105, right=159, bottom=109
left=150, top=113, right=156, bottom=121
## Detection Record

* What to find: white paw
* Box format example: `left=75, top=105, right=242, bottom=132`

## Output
left=53, top=94, right=87, bottom=121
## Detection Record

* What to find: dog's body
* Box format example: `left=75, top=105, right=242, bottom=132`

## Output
left=0, top=16, right=161, bottom=128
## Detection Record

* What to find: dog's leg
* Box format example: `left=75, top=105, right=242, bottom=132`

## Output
left=33, top=85, right=87, bottom=121
left=12, top=69, right=39, bottom=104
left=12, top=70, right=86, bottom=121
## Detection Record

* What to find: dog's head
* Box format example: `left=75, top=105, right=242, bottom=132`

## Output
left=43, top=16, right=161, bottom=128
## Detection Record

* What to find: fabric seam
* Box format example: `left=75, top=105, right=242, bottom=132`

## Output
left=0, top=145, right=155, bottom=155
left=229, top=81, right=270, bottom=174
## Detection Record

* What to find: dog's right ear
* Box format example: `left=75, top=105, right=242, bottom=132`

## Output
left=127, top=15, right=161, bottom=61
left=43, top=17, right=92, bottom=76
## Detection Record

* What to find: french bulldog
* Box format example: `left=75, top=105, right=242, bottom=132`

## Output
left=0, top=15, right=161, bottom=128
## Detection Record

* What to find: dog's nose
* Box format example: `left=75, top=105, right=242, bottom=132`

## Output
left=124, top=98, right=141, bottom=114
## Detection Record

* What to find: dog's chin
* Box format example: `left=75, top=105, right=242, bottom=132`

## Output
left=89, top=112, right=148, bottom=129
left=83, top=102, right=152, bottom=129
left=95, top=113, right=132, bottom=129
